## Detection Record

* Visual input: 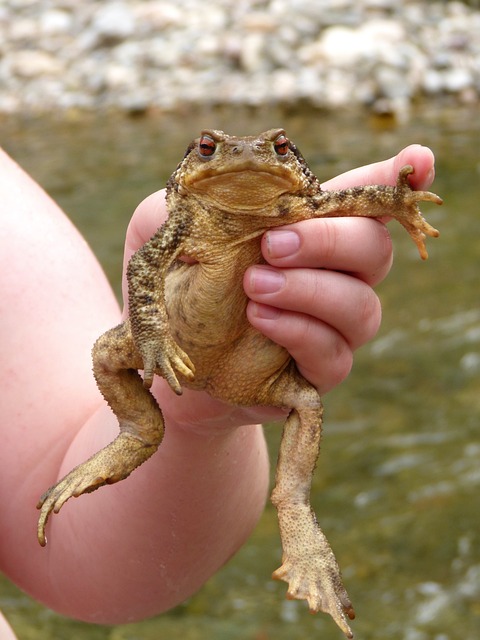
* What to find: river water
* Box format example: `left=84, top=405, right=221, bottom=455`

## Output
left=1, top=104, right=479, bottom=639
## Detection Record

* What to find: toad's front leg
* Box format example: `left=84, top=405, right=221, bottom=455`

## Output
left=37, top=321, right=165, bottom=546
left=386, top=165, right=441, bottom=260
left=271, top=402, right=355, bottom=638
left=301, top=164, right=441, bottom=260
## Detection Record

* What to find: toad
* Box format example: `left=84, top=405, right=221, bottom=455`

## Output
left=37, top=129, right=442, bottom=637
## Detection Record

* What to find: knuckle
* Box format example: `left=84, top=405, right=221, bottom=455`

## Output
left=315, top=219, right=340, bottom=263
left=376, top=224, right=393, bottom=264
left=327, top=334, right=354, bottom=387
left=356, top=288, right=382, bottom=345
left=368, top=221, right=393, bottom=281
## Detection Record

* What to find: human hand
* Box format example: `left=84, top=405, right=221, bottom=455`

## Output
left=245, top=143, right=436, bottom=394
left=122, top=144, right=436, bottom=427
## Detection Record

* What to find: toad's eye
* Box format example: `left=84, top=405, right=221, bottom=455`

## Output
left=198, top=135, right=216, bottom=157
left=274, top=134, right=289, bottom=157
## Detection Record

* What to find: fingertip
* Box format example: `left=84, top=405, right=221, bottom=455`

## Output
left=394, top=144, right=436, bottom=190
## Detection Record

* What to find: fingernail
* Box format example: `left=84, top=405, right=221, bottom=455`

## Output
left=425, top=166, right=435, bottom=185
left=249, top=266, right=286, bottom=294
left=265, top=229, right=300, bottom=259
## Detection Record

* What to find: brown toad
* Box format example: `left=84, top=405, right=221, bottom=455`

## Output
left=37, top=129, right=442, bottom=638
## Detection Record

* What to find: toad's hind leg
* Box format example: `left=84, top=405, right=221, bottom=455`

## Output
left=37, top=321, right=164, bottom=546
left=269, top=375, right=354, bottom=638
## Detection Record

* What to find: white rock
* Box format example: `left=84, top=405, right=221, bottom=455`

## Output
left=315, top=26, right=364, bottom=66
left=423, top=69, right=445, bottom=94
left=8, top=18, right=38, bottom=42
left=376, top=65, right=413, bottom=99
left=90, top=2, right=136, bottom=44
left=444, top=66, right=473, bottom=92
left=103, top=63, right=138, bottom=89
left=7, top=50, right=64, bottom=78
left=40, top=10, right=73, bottom=36
left=240, top=33, right=268, bottom=73
left=133, top=1, right=183, bottom=30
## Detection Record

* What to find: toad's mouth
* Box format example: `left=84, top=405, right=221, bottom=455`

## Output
left=182, top=167, right=301, bottom=211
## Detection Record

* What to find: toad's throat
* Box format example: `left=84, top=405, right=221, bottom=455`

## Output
left=183, top=169, right=301, bottom=210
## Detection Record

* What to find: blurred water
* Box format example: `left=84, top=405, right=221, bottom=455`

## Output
left=1, top=104, right=479, bottom=639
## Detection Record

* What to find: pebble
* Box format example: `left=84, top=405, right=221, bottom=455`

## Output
left=0, top=0, right=479, bottom=115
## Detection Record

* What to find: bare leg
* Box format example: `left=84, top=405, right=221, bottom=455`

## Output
left=37, top=321, right=164, bottom=546
left=269, top=378, right=355, bottom=638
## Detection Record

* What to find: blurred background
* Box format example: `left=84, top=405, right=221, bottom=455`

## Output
left=1, top=1, right=479, bottom=639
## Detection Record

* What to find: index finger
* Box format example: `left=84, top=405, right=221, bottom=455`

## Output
left=322, top=144, right=436, bottom=191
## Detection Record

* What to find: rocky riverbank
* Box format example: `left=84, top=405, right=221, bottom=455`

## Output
left=0, top=0, right=479, bottom=116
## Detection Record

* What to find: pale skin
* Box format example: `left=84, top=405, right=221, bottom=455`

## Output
left=0, top=143, right=436, bottom=635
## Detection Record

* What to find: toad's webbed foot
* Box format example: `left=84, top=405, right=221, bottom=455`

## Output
left=37, top=431, right=159, bottom=546
left=272, top=503, right=355, bottom=638
left=393, top=165, right=442, bottom=260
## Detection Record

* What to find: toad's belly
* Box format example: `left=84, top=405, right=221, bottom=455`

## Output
left=164, top=261, right=291, bottom=404
left=180, top=323, right=291, bottom=406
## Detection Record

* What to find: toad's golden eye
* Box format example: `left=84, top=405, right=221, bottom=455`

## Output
left=274, top=134, right=289, bottom=156
left=198, top=135, right=216, bottom=157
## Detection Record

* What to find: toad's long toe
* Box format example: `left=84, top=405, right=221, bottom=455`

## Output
left=36, top=470, right=107, bottom=546
left=394, top=165, right=442, bottom=260
left=37, top=431, right=159, bottom=546
left=273, top=558, right=355, bottom=638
